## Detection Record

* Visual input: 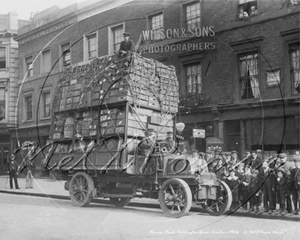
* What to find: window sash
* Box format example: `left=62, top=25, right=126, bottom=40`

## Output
left=42, top=50, right=51, bottom=73
left=186, top=2, right=201, bottom=29
left=61, top=43, right=71, bottom=67
left=25, top=96, right=33, bottom=120
left=151, top=13, right=164, bottom=40
left=43, top=92, right=51, bottom=117
left=25, top=56, right=33, bottom=77
left=0, top=87, right=5, bottom=120
left=239, top=53, right=260, bottom=99
left=0, top=47, right=6, bottom=69
left=186, top=63, right=201, bottom=93
left=113, top=26, right=123, bottom=52
left=290, top=46, right=300, bottom=94
left=87, top=34, right=97, bottom=59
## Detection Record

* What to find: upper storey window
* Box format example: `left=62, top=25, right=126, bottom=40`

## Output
left=185, top=1, right=201, bottom=29
left=237, top=0, right=258, bottom=21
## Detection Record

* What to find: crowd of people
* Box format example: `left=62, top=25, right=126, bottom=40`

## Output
left=191, top=149, right=300, bottom=215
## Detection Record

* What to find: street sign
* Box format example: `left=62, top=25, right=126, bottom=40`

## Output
left=193, top=129, right=205, bottom=138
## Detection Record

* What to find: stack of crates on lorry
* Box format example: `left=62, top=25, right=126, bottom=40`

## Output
left=51, top=53, right=179, bottom=148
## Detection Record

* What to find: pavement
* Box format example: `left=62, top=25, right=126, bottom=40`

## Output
left=0, top=175, right=299, bottom=222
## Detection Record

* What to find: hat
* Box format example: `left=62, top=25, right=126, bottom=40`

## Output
left=294, top=155, right=300, bottom=162
left=245, top=148, right=251, bottom=152
left=123, top=32, right=130, bottom=36
left=10, top=154, right=15, bottom=158
left=251, top=169, right=259, bottom=174
left=206, top=150, right=212, bottom=154
left=251, top=150, right=257, bottom=154
left=231, top=150, right=238, bottom=154
left=199, top=152, right=205, bottom=157
left=278, top=153, right=287, bottom=158
left=245, top=165, right=251, bottom=170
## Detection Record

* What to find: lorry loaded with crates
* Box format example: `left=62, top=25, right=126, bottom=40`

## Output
left=41, top=53, right=232, bottom=217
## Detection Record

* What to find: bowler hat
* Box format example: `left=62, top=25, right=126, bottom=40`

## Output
left=231, top=150, right=238, bottom=154
left=123, top=32, right=130, bottom=36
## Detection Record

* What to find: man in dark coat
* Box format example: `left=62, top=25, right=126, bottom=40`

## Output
left=275, top=153, right=292, bottom=213
left=118, top=32, right=135, bottom=68
left=261, top=160, right=276, bottom=214
left=291, top=155, right=300, bottom=215
left=7, top=154, right=20, bottom=189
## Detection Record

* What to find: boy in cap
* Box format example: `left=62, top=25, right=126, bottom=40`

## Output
left=248, top=169, right=260, bottom=213
left=276, top=169, right=288, bottom=215
left=7, top=154, right=20, bottom=189
left=291, top=155, right=300, bottom=215
left=225, top=168, right=240, bottom=211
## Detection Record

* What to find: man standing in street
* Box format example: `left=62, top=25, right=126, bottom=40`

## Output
left=7, top=154, right=20, bottom=189
left=275, top=153, right=292, bottom=213
left=291, top=155, right=300, bottom=215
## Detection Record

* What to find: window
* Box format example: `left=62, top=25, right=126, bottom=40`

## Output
left=239, top=53, right=260, bottom=99
left=150, top=13, right=163, bottom=40
left=0, top=47, right=6, bottom=69
left=185, top=2, right=201, bottom=29
left=42, top=92, right=51, bottom=118
left=25, top=95, right=33, bottom=120
left=61, top=42, right=71, bottom=67
left=238, top=0, right=257, bottom=21
left=112, top=25, right=123, bottom=53
left=85, top=33, right=97, bottom=60
left=25, top=56, right=33, bottom=77
left=186, top=63, right=201, bottom=93
left=290, top=43, right=300, bottom=94
left=0, top=87, right=5, bottom=121
left=41, top=49, right=51, bottom=73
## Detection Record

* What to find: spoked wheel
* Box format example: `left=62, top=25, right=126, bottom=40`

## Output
left=109, top=197, right=131, bottom=207
left=159, top=178, right=192, bottom=218
left=69, top=172, right=94, bottom=207
left=204, top=180, right=232, bottom=216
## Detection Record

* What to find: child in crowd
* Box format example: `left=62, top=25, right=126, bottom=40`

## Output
left=226, top=168, right=239, bottom=211
left=235, top=162, right=247, bottom=209
left=276, top=169, right=288, bottom=215
left=248, top=169, right=260, bottom=213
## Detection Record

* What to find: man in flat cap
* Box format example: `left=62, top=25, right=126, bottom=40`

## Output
left=291, top=155, right=300, bottom=215
left=118, top=32, right=135, bottom=68
left=275, top=152, right=292, bottom=213
left=230, top=150, right=239, bottom=169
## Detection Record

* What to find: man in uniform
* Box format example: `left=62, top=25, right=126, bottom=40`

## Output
left=7, top=154, right=20, bottom=189
left=118, top=32, right=135, bottom=68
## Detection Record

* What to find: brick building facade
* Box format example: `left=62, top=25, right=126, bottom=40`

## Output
left=13, top=0, right=300, bottom=167
left=0, top=12, right=30, bottom=174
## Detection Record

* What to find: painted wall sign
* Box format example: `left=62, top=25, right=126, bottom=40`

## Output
left=267, top=70, right=280, bottom=86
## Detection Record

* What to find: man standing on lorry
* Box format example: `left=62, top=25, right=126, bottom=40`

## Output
left=118, top=32, right=135, bottom=68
